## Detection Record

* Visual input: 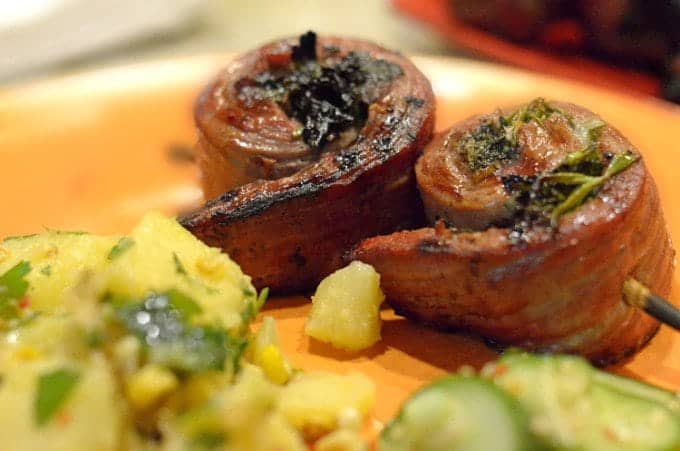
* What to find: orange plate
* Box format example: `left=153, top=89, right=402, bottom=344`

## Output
left=392, top=0, right=661, bottom=97
left=1, top=55, right=680, bottom=434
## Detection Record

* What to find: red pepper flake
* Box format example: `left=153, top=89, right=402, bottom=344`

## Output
left=492, top=364, right=508, bottom=378
left=603, top=427, right=620, bottom=443
left=19, top=297, right=31, bottom=310
left=56, top=411, right=71, bottom=427
left=266, top=49, right=292, bottom=68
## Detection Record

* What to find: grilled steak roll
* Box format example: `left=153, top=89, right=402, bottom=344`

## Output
left=181, top=32, right=435, bottom=293
left=353, top=99, right=674, bottom=365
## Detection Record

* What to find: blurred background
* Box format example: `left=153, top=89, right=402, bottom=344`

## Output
left=1, top=0, right=678, bottom=102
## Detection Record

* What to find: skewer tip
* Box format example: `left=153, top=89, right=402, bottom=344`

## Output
left=623, top=278, right=680, bottom=331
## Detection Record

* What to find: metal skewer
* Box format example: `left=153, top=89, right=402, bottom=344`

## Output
left=623, top=279, right=680, bottom=331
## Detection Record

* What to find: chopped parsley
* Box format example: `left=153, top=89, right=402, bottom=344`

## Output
left=192, top=432, right=226, bottom=449
left=503, top=150, right=638, bottom=237
left=110, top=291, right=245, bottom=373
left=35, top=368, right=81, bottom=426
left=107, top=237, right=135, bottom=260
left=241, top=287, right=268, bottom=324
left=0, top=261, right=31, bottom=320
left=173, top=252, right=188, bottom=275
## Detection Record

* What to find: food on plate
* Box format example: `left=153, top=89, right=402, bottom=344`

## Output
left=247, top=315, right=293, bottom=384
left=305, top=261, right=385, bottom=352
left=0, top=213, right=373, bottom=450
left=316, top=429, right=368, bottom=451
left=180, top=31, right=435, bottom=293
left=449, top=1, right=680, bottom=104
left=379, top=372, right=535, bottom=451
left=380, top=352, right=680, bottom=451
left=354, top=98, right=674, bottom=365
left=278, top=371, right=375, bottom=439
left=486, top=353, right=680, bottom=451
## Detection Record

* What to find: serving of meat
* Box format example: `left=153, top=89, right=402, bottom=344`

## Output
left=353, top=99, right=674, bottom=365
left=180, top=32, right=435, bottom=293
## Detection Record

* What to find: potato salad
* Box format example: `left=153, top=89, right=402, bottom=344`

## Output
left=0, top=212, right=373, bottom=451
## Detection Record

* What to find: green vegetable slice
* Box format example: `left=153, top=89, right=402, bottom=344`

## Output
left=379, top=375, right=536, bottom=451
left=486, top=353, right=680, bottom=451
left=34, top=368, right=81, bottom=426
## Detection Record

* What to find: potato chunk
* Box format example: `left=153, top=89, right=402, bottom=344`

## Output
left=305, top=261, right=385, bottom=352
left=0, top=232, right=117, bottom=313
left=278, top=371, right=375, bottom=439
left=103, top=211, right=255, bottom=332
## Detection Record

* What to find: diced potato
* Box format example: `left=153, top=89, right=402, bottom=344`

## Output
left=305, top=261, right=385, bottom=352
left=169, top=365, right=306, bottom=451
left=0, top=214, right=379, bottom=449
left=0, top=315, right=88, bottom=365
left=172, top=371, right=232, bottom=412
left=126, top=364, right=179, bottom=411
left=0, top=232, right=117, bottom=313
left=0, top=213, right=259, bottom=334
left=316, top=429, right=368, bottom=451
left=102, top=212, right=256, bottom=332
left=0, top=349, right=123, bottom=451
left=278, top=371, right=375, bottom=439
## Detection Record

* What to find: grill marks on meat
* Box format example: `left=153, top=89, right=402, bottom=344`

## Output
left=353, top=100, right=673, bottom=365
left=180, top=34, right=435, bottom=293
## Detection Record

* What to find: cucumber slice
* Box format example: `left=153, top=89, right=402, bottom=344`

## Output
left=592, top=370, right=680, bottom=413
left=487, top=353, right=680, bottom=451
left=378, top=375, right=536, bottom=451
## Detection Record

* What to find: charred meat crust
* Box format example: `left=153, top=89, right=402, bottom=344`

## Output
left=353, top=101, right=674, bottom=365
left=181, top=35, right=435, bottom=293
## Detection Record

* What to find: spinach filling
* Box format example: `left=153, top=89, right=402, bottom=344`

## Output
left=458, top=116, right=518, bottom=172
left=238, top=31, right=403, bottom=149
left=457, top=98, right=563, bottom=172
left=500, top=122, right=638, bottom=240
left=456, top=99, right=639, bottom=239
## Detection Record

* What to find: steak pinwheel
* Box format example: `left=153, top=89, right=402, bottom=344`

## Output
left=181, top=32, right=435, bottom=292
left=353, top=99, right=674, bottom=365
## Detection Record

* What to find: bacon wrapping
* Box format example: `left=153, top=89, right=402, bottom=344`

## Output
left=180, top=33, right=435, bottom=293
left=353, top=99, right=674, bottom=365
